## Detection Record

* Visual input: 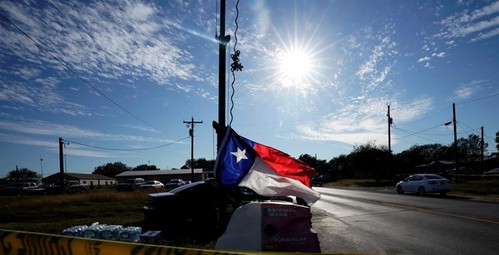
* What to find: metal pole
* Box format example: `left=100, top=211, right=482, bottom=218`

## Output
left=218, top=0, right=228, bottom=149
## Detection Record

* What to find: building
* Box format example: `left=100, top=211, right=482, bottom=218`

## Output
left=42, top=172, right=116, bottom=188
left=115, top=168, right=214, bottom=184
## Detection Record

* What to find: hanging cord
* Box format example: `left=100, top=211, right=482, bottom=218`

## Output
left=229, top=0, right=243, bottom=126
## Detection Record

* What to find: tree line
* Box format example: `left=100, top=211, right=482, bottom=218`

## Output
left=3, top=132, right=499, bottom=183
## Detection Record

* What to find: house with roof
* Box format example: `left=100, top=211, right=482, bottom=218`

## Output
left=115, top=168, right=213, bottom=184
left=42, top=172, right=116, bottom=188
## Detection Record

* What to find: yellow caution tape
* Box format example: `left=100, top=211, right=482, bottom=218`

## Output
left=0, top=229, right=257, bottom=255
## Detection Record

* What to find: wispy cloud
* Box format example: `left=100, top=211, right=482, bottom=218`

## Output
left=0, top=0, right=214, bottom=97
left=453, top=80, right=488, bottom=100
left=435, top=1, right=499, bottom=42
left=0, top=119, right=174, bottom=143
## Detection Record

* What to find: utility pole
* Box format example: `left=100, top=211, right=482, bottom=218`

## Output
left=387, top=104, right=392, bottom=153
left=452, top=103, right=458, bottom=174
left=39, top=155, right=43, bottom=180
left=481, top=126, right=484, bottom=163
left=184, top=117, right=203, bottom=182
left=58, top=137, right=65, bottom=194
left=387, top=104, right=393, bottom=176
left=217, top=0, right=230, bottom=150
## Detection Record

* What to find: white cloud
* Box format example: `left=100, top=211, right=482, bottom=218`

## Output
left=0, top=119, right=173, bottom=143
left=432, top=52, right=446, bottom=58
left=436, top=1, right=499, bottom=41
left=295, top=94, right=432, bottom=147
left=453, top=80, right=487, bottom=100
left=418, top=56, right=431, bottom=62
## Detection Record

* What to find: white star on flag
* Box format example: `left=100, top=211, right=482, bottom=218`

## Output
left=230, top=147, right=248, bottom=163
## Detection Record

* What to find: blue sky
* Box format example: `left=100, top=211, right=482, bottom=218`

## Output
left=1, top=0, right=498, bottom=178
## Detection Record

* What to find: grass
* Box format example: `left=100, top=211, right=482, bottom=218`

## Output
left=0, top=189, right=216, bottom=248
left=0, top=190, right=148, bottom=234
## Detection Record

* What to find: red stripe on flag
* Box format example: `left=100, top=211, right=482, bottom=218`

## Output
left=253, top=143, right=317, bottom=187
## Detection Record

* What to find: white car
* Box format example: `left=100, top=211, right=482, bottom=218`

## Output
left=396, top=174, right=451, bottom=196
left=139, top=180, right=164, bottom=189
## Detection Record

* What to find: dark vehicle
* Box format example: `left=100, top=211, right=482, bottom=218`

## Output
left=143, top=179, right=295, bottom=240
left=483, top=168, right=499, bottom=174
left=311, top=176, right=324, bottom=186
left=0, top=182, right=38, bottom=195
left=45, top=180, right=89, bottom=194
left=116, top=178, right=145, bottom=191
left=164, top=178, right=186, bottom=190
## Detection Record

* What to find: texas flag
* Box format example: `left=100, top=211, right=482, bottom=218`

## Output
left=215, top=127, right=320, bottom=205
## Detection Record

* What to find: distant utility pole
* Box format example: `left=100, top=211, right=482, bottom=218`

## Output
left=387, top=104, right=393, bottom=175
left=58, top=137, right=65, bottom=194
left=39, top=155, right=43, bottom=180
left=452, top=103, right=458, bottom=174
left=481, top=126, right=484, bottom=163
left=183, top=117, right=203, bottom=182
left=387, top=104, right=392, bottom=153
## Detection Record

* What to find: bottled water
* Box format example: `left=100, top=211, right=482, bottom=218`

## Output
left=62, top=225, right=88, bottom=237
left=99, top=225, right=123, bottom=241
left=63, top=222, right=141, bottom=242
left=120, top=226, right=142, bottom=242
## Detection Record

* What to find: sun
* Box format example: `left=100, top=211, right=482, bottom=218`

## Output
left=276, top=47, right=315, bottom=88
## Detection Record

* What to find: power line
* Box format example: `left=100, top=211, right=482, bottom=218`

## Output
left=65, top=137, right=189, bottom=151
left=457, top=90, right=499, bottom=105
left=0, top=12, right=170, bottom=136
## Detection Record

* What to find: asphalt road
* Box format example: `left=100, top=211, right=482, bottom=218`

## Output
left=311, top=187, right=499, bottom=254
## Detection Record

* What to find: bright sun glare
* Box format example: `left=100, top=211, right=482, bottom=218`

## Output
left=277, top=48, right=314, bottom=87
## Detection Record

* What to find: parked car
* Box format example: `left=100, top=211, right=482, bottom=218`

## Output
left=396, top=174, right=451, bottom=196
left=0, top=182, right=38, bottom=195
left=483, top=168, right=499, bottom=174
left=143, top=179, right=305, bottom=240
left=45, top=180, right=88, bottom=194
left=164, top=178, right=186, bottom=189
left=139, top=180, right=164, bottom=189
left=311, top=175, right=324, bottom=186
left=116, top=178, right=145, bottom=191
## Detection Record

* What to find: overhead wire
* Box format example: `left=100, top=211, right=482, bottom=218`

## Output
left=65, top=136, right=190, bottom=151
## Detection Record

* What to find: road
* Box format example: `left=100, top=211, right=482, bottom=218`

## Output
left=311, top=187, right=499, bottom=254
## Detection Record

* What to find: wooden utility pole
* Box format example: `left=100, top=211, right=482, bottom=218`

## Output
left=453, top=103, right=458, bottom=174
left=387, top=104, right=393, bottom=176
left=58, top=137, right=65, bottom=194
left=481, top=126, right=484, bottom=162
left=387, top=104, right=392, bottom=153
left=184, top=117, right=203, bottom=182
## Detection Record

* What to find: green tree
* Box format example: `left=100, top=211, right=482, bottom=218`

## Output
left=185, top=158, right=215, bottom=169
left=298, top=154, right=328, bottom=174
left=347, top=141, right=390, bottom=181
left=454, top=133, right=488, bottom=162
left=495, top=131, right=499, bottom=152
left=133, top=164, right=158, bottom=171
left=7, top=167, right=40, bottom=182
left=93, top=162, right=131, bottom=177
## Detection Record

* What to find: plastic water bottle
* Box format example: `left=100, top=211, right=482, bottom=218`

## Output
left=120, top=226, right=142, bottom=242
left=83, top=222, right=105, bottom=238
left=62, top=225, right=88, bottom=237
left=99, top=225, right=123, bottom=240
